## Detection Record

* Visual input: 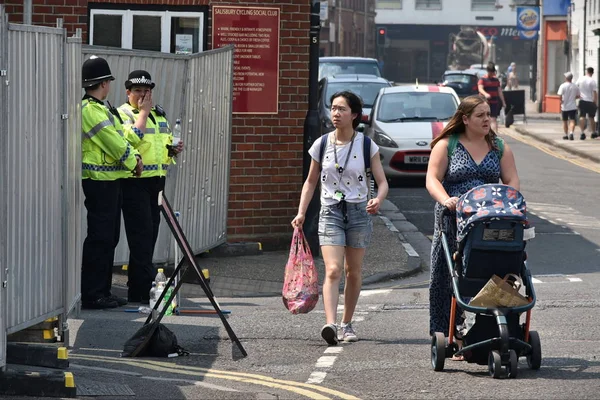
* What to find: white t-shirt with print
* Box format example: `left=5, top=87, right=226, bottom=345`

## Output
left=557, top=82, right=579, bottom=111
left=576, top=75, right=597, bottom=102
left=308, top=132, right=379, bottom=206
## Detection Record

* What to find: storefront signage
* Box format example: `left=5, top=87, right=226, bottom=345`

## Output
left=518, top=30, right=538, bottom=40
left=212, top=6, right=280, bottom=114
left=516, top=6, right=540, bottom=31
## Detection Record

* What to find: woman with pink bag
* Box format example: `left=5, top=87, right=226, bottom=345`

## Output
left=291, top=91, right=388, bottom=345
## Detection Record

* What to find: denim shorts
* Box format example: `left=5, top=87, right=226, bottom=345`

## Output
left=318, top=201, right=373, bottom=248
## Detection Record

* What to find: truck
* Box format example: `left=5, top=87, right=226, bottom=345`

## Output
left=447, top=27, right=490, bottom=71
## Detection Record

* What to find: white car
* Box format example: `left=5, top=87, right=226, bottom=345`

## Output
left=365, top=84, right=460, bottom=180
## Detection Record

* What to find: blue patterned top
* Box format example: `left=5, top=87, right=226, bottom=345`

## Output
left=442, top=142, right=501, bottom=198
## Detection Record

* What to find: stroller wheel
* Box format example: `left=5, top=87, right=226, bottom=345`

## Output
left=488, top=350, right=502, bottom=378
left=507, top=350, right=519, bottom=379
left=431, top=332, right=446, bottom=371
left=527, top=331, right=542, bottom=370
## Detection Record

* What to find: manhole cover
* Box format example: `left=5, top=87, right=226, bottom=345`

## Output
left=77, top=382, right=135, bottom=397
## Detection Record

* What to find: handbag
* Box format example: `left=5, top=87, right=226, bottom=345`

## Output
left=282, top=227, right=319, bottom=314
left=468, top=274, right=530, bottom=308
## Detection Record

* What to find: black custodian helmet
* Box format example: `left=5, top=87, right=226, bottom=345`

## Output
left=125, top=70, right=156, bottom=90
left=82, top=56, right=115, bottom=88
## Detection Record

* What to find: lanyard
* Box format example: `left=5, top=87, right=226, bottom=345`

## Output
left=332, top=131, right=356, bottom=179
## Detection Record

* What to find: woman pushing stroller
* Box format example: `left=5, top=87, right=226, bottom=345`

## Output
left=425, top=95, right=521, bottom=352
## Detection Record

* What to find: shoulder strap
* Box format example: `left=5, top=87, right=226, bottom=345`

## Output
left=318, top=133, right=329, bottom=171
left=495, top=136, right=505, bottom=159
left=363, top=136, right=372, bottom=177
left=447, top=133, right=459, bottom=158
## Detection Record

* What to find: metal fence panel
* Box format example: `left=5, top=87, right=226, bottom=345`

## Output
left=0, top=6, right=8, bottom=370
left=81, top=46, right=233, bottom=265
left=64, top=36, right=83, bottom=317
left=5, top=23, right=66, bottom=332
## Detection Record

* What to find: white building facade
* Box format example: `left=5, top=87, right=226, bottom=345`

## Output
left=570, top=0, right=600, bottom=83
left=375, top=0, right=539, bottom=83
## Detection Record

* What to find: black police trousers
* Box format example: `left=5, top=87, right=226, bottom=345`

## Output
left=81, top=179, right=122, bottom=303
left=121, top=176, right=166, bottom=301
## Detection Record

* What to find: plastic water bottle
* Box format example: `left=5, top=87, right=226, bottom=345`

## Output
left=149, top=282, right=157, bottom=309
left=165, top=283, right=175, bottom=316
left=155, top=268, right=167, bottom=286
left=172, top=119, right=182, bottom=146
left=154, top=282, right=166, bottom=313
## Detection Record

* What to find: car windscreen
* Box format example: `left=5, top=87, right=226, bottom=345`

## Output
left=325, top=82, right=389, bottom=108
left=319, top=62, right=382, bottom=79
left=443, top=74, right=475, bottom=84
left=377, top=92, right=458, bottom=122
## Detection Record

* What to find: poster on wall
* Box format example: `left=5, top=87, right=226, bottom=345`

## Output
left=516, top=6, right=540, bottom=40
left=212, top=6, right=280, bottom=114
left=176, top=34, right=193, bottom=54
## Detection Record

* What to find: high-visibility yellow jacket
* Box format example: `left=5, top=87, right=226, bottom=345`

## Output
left=118, top=103, right=174, bottom=178
left=82, top=96, right=139, bottom=181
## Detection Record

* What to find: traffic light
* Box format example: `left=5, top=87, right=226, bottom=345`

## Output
left=377, top=28, right=386, bottom=47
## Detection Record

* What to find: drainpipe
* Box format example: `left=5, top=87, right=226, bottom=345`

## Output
left=24, top=0, right=32, bottom=25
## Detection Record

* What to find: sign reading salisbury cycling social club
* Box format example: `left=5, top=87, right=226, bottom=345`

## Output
left=212, top=6, right=280, bottom=114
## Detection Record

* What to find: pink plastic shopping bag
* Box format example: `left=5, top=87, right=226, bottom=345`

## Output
left=282, top=228, right=319, bottom=314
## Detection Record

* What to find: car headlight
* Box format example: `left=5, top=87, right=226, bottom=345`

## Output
left=373, top=130, right=398, bottom=148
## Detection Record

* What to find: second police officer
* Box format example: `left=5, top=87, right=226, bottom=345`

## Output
left=81, top=56, right=143, bottom=309
left=118, top=70, right=184, bottom=304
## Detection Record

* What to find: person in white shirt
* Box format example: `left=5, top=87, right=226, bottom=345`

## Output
left=292, top=91, right=388, bottom=345
left=557, top=72, right=581, bottom=140
left=576, top=67, right=598, bottom=139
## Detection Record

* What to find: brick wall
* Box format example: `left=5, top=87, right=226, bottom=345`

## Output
left=1, top=0, right=310, bottom=249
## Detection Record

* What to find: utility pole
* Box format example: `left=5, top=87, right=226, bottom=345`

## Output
left=363, top=0, right=368, bottom=57
left=302, top=1, right=322, bottom=257
left=337, top=0, right=342, bottom=56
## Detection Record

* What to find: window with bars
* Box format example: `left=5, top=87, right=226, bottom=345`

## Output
left=415, top=0, right=442, bottom=10
left=376, top=0, right=402, bottom=9
left=472, top=0, right=497, bottom=11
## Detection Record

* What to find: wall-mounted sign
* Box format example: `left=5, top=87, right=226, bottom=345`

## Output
left=518, top=30, right=538, bottom=40
left=212, top=6, right=280, bottom=114
left=516, top=6, right=540, bottom=31
left=175, top=34, right=193, bottom=54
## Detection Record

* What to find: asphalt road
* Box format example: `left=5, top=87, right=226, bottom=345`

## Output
left=38, top=130, right=600, bottom=399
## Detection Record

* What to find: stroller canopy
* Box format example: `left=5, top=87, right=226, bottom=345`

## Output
left=456, top=184, right=527, bottom=243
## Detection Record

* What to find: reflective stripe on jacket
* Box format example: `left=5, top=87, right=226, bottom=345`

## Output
left=82, top=96, right=139, bottom=181
left=118, top=103, right=173, bottom=178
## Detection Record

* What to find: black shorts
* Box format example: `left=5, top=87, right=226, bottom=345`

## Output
left=489, top=102, right=501, bottom=118
left=561, top=110, right=577, bottom=121
left=578, top=100, right=597, bottom=118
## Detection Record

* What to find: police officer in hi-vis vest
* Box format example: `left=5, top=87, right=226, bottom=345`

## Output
left=118, top=70, right=184, bottom=304
left=81, top=56, right=143, bottom=309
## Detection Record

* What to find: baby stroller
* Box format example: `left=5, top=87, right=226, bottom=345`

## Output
left=430, top=184, right=541, bottom=378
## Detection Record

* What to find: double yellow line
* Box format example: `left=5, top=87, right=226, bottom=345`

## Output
left=501, top=128, right=600, bottom=174
left=71, top=353, right=359, bottom=400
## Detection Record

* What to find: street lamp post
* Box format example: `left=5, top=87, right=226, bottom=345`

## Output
left=302, top=1, right=321, bottom=256
left=593, top=28, right=600, bottom=136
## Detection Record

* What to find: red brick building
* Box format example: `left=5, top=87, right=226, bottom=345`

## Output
left=0, top=0, right=311, bottom=248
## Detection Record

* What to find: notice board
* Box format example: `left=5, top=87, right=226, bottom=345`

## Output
left=212, top=6, right=280, bottom=114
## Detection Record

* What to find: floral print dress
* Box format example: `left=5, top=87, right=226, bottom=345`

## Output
left=429, top=140, right=501, bottom=336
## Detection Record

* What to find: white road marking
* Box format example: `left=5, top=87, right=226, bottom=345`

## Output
left=315, top=356, right=337, bottom=368
left=531, top=277, right=543, bottom=284
left=306, top=371, right=327, bottom=384
left=324, top=347, right=343, bottom=354
left=568, top=277, right=583, bottom=282
left=528, top=203, right=600, bottom=231
left=402, top=243, right=419, bottom=257
left=354, top=316, right=365, bottom=322
left=360, top=289, right=392, bottom=297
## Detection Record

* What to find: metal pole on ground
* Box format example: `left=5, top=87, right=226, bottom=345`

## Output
left=302, top=1, right=322, bottom=257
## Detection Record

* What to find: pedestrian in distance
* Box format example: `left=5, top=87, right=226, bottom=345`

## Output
left=425, top=95, right=520, bottom=358
left=505, top=62, right=519, bottom=91
left=81, top=56, right=143, bottom=310
left=477, top=62, right=507, bottom=134
left=118, top=70, right=184, bottom=304
left=558, top=72, right=581, bottom=141
left=291, top=91, right=388, bottom=345
left=576, top=67, right=598, bottom=139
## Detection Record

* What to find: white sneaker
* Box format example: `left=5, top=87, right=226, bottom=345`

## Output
left=321, top=324, right=338, bottom=345
left=340, top=322, right=358, bottom=342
